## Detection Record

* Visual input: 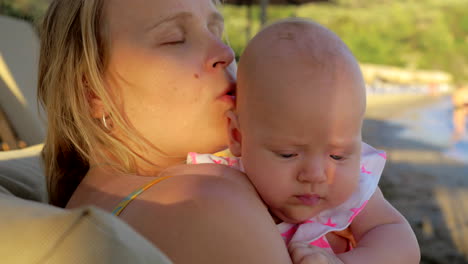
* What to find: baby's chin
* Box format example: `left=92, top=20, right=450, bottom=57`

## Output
left=272, top=209, right=317, bottom=224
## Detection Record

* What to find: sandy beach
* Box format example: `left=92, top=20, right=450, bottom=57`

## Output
left=364, top=94, right=468, bottom=264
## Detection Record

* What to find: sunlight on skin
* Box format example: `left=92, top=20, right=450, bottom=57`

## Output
left=435, top=186, right=468, bottom=259
left=0, top=52, right=26, bottom=106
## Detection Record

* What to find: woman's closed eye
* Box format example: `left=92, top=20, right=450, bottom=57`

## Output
left=159, top=28, right=186, bottom=46
left=160, top=33, right=186, bottom=45
left=162, top=39, right=185, bottom=45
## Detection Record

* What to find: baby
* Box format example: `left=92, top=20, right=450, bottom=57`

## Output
left=188, top=19, right=419, bottom=263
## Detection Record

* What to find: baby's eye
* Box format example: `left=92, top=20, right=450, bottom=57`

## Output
left=330, top=155, right=344, bottom=161
left=277, top=153, right=297, bottom=159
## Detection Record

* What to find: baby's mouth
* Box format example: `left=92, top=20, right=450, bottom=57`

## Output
left=296, top=194, right=321, bottom=206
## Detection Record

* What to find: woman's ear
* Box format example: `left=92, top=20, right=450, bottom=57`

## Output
left=226, top=110, right=242, bottom=157
left=90, top=97, right=106, bottom=119
left=85, top=82, right=106, bottom=119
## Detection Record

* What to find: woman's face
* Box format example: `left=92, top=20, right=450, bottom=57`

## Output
left=103, top=0, right=235, bottom=167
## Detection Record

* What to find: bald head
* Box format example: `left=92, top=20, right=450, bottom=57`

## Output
left=236, top=18, right=366, bottom=126
left=239, top=18, right=351, bottom=73
left=228, top=20, right=366, bottom=201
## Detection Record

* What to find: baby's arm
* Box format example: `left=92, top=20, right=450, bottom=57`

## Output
left=289, top=241, right=344, bottom=264
left=337, top=187, right=420, bottom=263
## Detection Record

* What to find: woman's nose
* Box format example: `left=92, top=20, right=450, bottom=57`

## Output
left=206, top=39, right=235, bottom=71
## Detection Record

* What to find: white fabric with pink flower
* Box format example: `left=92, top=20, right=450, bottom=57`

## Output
left=187, top=142, right=386, bottom=251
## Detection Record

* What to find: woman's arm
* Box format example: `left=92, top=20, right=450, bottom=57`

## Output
left=337, top=188, right=420, bottom=264
left=118, top=165, right=293, bottom=263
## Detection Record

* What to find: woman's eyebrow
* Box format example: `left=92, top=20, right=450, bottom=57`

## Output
left=146, top=11, right=224, bottom=32
left=146, top=12, right=192, bottom=32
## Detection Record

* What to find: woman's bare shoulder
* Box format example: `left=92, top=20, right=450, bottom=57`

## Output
left=71, top=164, right=291, bottom=263
left=68, top=163, right=255, bottom=210
left=158, top=163, right=259, bottom=198
left=120, top=164, right=291, bottom=263
left=68, top=163, right=254, bottom=208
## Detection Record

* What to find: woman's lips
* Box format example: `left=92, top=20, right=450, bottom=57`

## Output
left=218, top=83, right=236, bottom=105
left=296, top=194, right=321, bottom=206
left=218, top=94, right=236, bottom=106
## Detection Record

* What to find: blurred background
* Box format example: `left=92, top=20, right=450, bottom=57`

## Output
left=1, top=0, right=468, bottom=263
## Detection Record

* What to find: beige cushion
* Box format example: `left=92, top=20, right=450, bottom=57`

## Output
left=1, top=15, right=172, bottom=264
left=0, top=15, right=46, bottom=145
left=0, top=146, right=172, bottom=263
left=0, top=144, right=47, bottom=202
left=0, top=194, right=172, bottom=264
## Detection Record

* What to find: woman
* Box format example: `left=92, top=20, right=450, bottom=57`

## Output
left=452, top=86, right=468, bottom=143
left=38, top=0, right=295, bottom=263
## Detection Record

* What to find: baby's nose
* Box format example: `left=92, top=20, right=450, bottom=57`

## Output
left=297, top=159, right=327, bottom=183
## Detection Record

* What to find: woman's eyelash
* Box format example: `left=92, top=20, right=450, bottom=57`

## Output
left=163, top=40, right=185, bottom=45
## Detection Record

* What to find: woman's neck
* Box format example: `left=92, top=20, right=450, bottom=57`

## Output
left=88, top=145, right=188, bottom=177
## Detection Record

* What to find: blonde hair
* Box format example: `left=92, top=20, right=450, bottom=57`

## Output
left=38, top=0, right=140, bottom=207
left=38, top=0, right=224, bottom=207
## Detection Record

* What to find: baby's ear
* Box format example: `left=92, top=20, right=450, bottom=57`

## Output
left=226, top=110, right=242, bottom=157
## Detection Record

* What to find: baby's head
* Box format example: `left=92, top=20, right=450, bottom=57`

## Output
left=227, top=18, right=367, bottom=223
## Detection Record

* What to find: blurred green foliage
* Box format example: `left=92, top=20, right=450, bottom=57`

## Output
left=2, top=0, right=468, bottom=82
left=0, top=0, right=50, bottom=24
left=222, top=0, right=468, bottom=83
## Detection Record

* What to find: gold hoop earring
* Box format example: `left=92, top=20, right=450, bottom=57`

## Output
left=102, top=114, right=108, bottom=129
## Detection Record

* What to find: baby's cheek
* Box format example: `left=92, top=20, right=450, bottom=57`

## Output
left=331, top=172, right=359, bottom=205
left=348, top=169, right=361, bottom=192
left=260, top=188, right=283, bottom=209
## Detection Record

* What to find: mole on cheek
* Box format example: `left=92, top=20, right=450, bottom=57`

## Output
left=194, top=73, right=199, bottom=79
